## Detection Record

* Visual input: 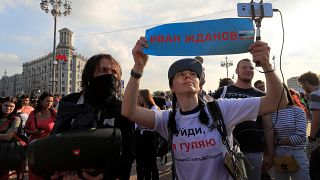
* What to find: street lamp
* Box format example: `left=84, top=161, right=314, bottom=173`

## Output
left=220, top=56, right=233, bottom=78
left=40, top=0, right=72, bottom=94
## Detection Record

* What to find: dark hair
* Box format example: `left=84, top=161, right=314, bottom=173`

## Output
left=0, top=96, right=18, bottom=119
left=81, top=54, right=122, bottom=91
left=236, top=58, right=251, bottom=70
left=139, top=89, right=157, bottom=108
left=283, top=84, right=294, bottom=106
left=20, top=94, right=30, bottom=99
left=34, top=92, right=54, bottom=113
left=254, top=80, right=265, bottom=88
left=298, top=71, right=320, bottom=86
left=53, top=94, right=62, bottom=99
left=159, top=91, right=165, bottom=97
left=218, top=78, right=234, bottom=88
left=194, top=56, right=203, bottom=64
left=15, top=99, right=24, bottom=110
left=168, top=93, right=209, bottom=134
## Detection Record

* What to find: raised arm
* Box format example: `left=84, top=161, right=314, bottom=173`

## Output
left=249, top=41, right=288, bottom=115
left=121, top=37, right=157, bottom=129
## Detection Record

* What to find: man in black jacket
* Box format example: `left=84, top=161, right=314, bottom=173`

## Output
left=51, top=54, right=135, bottom=180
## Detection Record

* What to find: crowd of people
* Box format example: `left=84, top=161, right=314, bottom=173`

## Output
left=0, top=37, right=319, bottom=180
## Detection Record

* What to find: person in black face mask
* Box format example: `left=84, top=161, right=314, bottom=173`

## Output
left=50, top=54, right=136, bottom=180
left=85, top=74, right=118, bottom=106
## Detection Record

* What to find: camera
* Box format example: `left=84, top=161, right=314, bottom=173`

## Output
left=237, top=3, right=273, bottom=18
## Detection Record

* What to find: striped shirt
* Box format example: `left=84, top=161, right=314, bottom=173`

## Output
left=271, top=106, right=307, bottom=148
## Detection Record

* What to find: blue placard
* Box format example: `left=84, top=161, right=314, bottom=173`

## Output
left=144, top=18, right=254, bottom=56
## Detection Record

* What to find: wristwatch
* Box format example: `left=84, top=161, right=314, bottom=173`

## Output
left=130, top=69, right=143, bottom=79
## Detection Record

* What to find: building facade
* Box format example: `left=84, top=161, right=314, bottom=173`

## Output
left=0, top=28, right=87, bottom=97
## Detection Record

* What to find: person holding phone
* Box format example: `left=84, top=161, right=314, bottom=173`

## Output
left=121, top=37, right=288, bottom=180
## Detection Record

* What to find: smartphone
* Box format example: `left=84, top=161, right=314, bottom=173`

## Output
left=237, top=3, right=273, bottom=18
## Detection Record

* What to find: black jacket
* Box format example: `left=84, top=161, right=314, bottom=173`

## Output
left=51, top=92, right=135, bottom=179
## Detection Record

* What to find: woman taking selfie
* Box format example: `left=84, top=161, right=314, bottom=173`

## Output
left=122, top=37, right=288, bottom=179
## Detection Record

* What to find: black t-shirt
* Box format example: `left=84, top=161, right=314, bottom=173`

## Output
left=214, top=85, right=266, bottom=153
left=52, top=93, right=135, bottom=179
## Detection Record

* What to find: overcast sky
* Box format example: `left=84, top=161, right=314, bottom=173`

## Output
left=0, top=0, right=319, bottom=92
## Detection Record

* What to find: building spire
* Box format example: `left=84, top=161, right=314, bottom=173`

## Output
left=57, top=27, right=75, bottom=50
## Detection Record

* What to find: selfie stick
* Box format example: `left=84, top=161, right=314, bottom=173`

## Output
left=250, top=0, right=265, bottom=66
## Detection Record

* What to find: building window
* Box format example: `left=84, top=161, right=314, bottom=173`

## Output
left=62, top=87, right=65, bottom=92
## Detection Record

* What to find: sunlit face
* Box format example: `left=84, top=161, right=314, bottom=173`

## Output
left=23, top=98, right=30, bottom=106
left=2, top=101, right=15, bottom=115
left=236, top=61, right=254, bottom=83
left=41, top=96, right=53, bottom=109
left=171, top=70, right=200, bottom=95
left=94, top=58, right=119, bottom=78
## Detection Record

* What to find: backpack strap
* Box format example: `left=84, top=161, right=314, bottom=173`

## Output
left=206, top=101, right=233, bottom=154
left=167, top=111, right=178, bottom=180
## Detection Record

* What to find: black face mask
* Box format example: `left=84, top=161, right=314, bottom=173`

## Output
left=85, top=74, right=118, bottom=105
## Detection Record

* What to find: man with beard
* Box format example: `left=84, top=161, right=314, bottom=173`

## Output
left=214, top=59, right=274, bottom=180
left=298, top=71, right=320, bottom=180
left=50, top=54, right=135, bottom=180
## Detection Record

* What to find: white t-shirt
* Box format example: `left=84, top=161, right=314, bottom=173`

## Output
left=153, top=97, right=260, bottom=180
